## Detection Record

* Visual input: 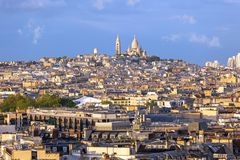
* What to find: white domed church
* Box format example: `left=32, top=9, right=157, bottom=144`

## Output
left=115, top=34, right=147, bottom=58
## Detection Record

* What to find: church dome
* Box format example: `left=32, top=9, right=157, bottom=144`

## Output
left=131, top=35, right=139, bottom=49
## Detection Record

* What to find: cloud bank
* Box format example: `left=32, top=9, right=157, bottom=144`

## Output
left=189, top=34, right=220, bottom=47
left=172, top=15, right=197, bottom=24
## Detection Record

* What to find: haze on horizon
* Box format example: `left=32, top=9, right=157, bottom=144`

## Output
left=0, top=0, right=240, bottom=65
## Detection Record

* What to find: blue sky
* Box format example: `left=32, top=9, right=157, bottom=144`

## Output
left=0, top=0, right=240, bottom=65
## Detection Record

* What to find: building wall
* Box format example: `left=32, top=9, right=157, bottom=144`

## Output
left=0, top=125, right=16, bottom=134
left=201, top=110, right=218, bottom=120
left=22, top=81, right=39, bottom=88
left=87, top=147, right=131, bottom=156
left=211, top=138, right=233, bottom=152
left=37, top=150, right=60, bottom=160
left=12, top=150, right=32, bottom=160
left=0, top=134, right=16, bottom=142
left=95, top=121, right=130, bottom=131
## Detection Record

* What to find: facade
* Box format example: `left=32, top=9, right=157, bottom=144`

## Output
left=3, top=148, right=60, bottom=160
left=205, top=60, right=220, bottom=68
left=227, top=52, right=240, bottom=68
left=26, top=108, right=131, bottom=134
left=236, top=53, right=240, bottom=68
left=228, top=56, right=235, bottom=68
left=95, top=121, right=131, bottom=131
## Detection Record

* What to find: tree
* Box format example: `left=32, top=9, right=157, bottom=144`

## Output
left=101, top=100, right=112, bottom=105
left=0, top=94, right=35, bottom=112
left=146, top=56, right=160, bottom=62
left=59, top=98, right=76, bottom=108
left=146, top=100, right=157, bottom=107
left=35, top=94, right=61, bottom=108
left=0, top=94, right=76, bottom=112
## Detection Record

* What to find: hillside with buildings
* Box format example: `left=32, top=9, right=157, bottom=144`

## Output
left=0, top=36, right=240, bottom=159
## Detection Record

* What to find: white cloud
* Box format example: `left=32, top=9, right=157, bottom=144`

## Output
left=21, top=0, right=65, bottom=9
left=162, top=34, right=181, bottom=42
left=0, top=0, right=65, bottom=10
left=172, top=14, right=197, bottom=24
left=32, top=26, right=43, bottom=44
left=21, top=0, right=51, bottom=9
left=189, top=34, right=220, bottom=47
left=92, top=0, right=140, bottom=10
left=17, top=29, right=23, bottom=35
left=216, top=26, right=230, bottom=32
left=17, top=20, right=44, bottom=44
left=162, top=32, right=221, bottom=47
left=92, top=0, right=111, bottom=10
left=26, top=20, right=44, bottom=44
left=127, top=0, right=140, bottom=6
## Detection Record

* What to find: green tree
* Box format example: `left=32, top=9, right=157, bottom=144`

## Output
left=101, top=100, right=112, bottom=105
left=59, top=98, right=76, bottom=108
left=0, top=94, right=35, bottom=112
left=0, top=94, right=77, bottom=112
left=35, top=94, right=61, bottom=108
left=146, top=100, right=157, bottom=107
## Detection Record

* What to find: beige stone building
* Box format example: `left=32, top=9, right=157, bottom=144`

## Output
left=3, top=147, right=60, bottom=160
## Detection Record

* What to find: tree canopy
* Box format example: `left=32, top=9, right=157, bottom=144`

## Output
left=35, top=94, right=61, bottom=108
left=146, top=100, right=157, bottom=107
left=0, top=94, right=34, bottom=112
left=101, top=100, right=113, bottom=105
left=0, top=94, right=76, bottom=112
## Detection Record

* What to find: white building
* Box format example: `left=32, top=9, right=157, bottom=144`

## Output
left=227, top=56, right=235, bottom=68
left=205, top=60, right=219, bottom=68
left=227, top=52, right=240, bottom=68
left=236, top=53, right=240, bottom=68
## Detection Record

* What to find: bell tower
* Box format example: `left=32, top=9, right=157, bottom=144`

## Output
left=115, top=35, right=121, bottom=55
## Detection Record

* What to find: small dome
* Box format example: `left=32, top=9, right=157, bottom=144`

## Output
left=131, top=35, right=139, bottom=49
